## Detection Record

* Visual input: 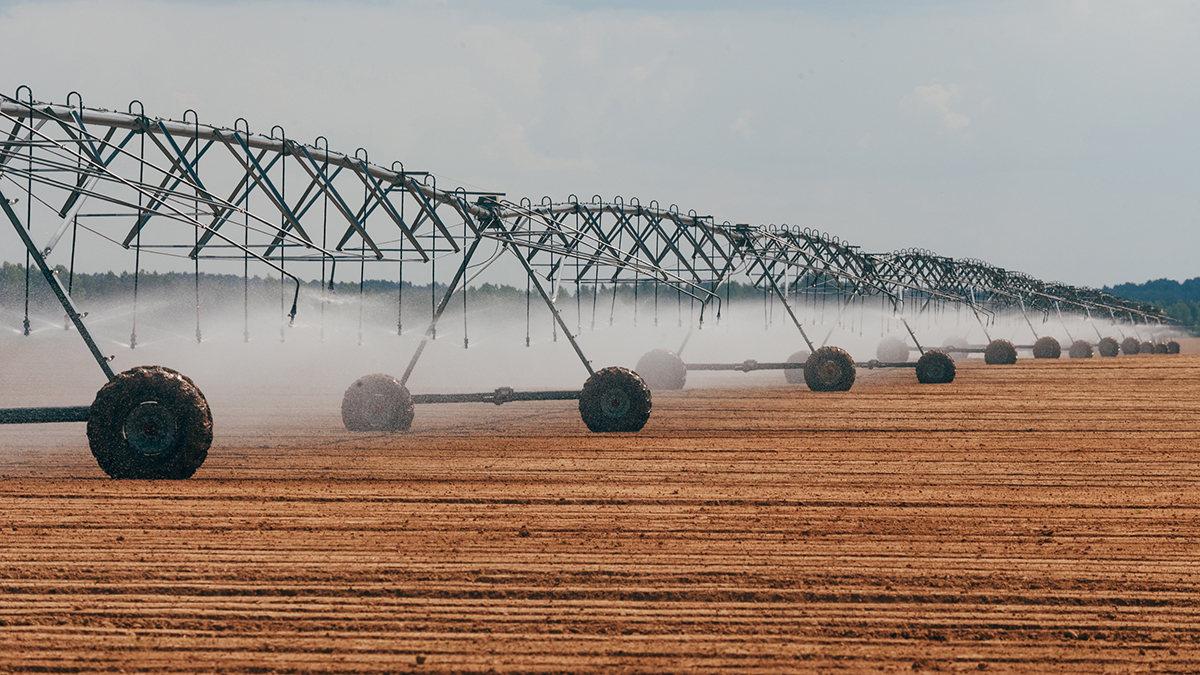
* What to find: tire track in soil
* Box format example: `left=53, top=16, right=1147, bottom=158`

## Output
left=0, top=356, right=1198, bottom=672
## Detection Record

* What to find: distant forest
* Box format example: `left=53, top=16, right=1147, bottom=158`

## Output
left=1102, top=278, right=1200, bottom=331
left=3, top=262, right=1197, bottom=332
left=0, top=261, right=774, bottom=334
left=0, top=262, right=776, bottom=306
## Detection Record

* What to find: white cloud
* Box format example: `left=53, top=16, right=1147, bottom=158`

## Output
left=482, top=112, right=597, bottom=173
left=730, top=108, right=755, bottom=139
left=904, top=83, right=970, bottom=131
left=455, top=25, right=545, bottom=98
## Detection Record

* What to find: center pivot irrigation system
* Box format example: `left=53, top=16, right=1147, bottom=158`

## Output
left=0, top=91, right=1177, bottom=479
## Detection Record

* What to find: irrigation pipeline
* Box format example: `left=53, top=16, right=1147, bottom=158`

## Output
left=0, top=93, right=1170, bottom=364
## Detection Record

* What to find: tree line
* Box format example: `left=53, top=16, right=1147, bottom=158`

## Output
left=0, top=261, right=780, bottom=319
left=6, top=261, right=1195, bottom=331
left=1101, top=277, right=1200, bottom=332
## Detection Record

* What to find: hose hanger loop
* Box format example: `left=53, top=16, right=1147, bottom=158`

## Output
left=15, top=84, right=32, bottom=104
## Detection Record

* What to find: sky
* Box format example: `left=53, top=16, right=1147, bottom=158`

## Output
left=0, top=0, right=1197, bottom=288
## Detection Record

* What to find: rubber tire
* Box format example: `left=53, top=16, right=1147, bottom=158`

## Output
left=87, top=365, right=212, bottom=480
left=635, top=349, right=687, bottom=391
left=579, top=366, right=652, bottom=433
left=1097, top=337, right=1120, bottom=358
left=342, top=374, right=415, bottom=432
left=784, top=350, right=811, bottom=385
left=1168, top=341, right=1181, bottom=354
left=1121, top=337, right=1140, bottom=355
left=1140, top=341, right=1155, bottom=355
left=984, top=339, right=1017, bottom=365
left=1154, top=343, right=1169, bottom=354
left=876, top=337, right=911, bottom=363
left=1068, top=340, right=1093, bottom=359
left=804, top=346, right=856, bottom=392
left=1032, top=336, right=1061, bottom=359
left=915, top=350, right=956, bottom=384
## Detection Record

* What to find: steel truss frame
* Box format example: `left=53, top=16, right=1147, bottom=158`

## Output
left=0, top=92, right=1174, bottom=400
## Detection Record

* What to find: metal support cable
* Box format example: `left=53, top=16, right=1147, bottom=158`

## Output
left=463, top=216, right=469, bottom=350
left=130, top=127, right=143, bottom=350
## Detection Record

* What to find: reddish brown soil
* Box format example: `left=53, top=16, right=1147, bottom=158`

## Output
left=1, top=355, right=1198, bottom=673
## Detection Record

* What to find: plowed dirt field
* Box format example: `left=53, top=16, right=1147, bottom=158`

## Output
left=1, top=352, right=1198, bottom=673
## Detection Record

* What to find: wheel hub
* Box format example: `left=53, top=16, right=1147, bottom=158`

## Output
left=123, top=401, right=179, bottom=456
left=816, top=360, right=842, bottom=385
left=363, top=394, right=393, bottom=427
left=601, top=389, right=631, bottom=419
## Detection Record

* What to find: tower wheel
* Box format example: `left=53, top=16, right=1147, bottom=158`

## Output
left=579, top=367, right=652, bottom=433
left=342, top=374, right=415, bottom=432
left=87, top=365, right=212, bottom=480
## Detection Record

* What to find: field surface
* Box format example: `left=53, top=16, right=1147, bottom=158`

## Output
left=1, top=345, right=1198, bottom=673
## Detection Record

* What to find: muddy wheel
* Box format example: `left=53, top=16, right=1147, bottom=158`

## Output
left=1121, top=337, right=1140, bottom=355
left=1154, top=342, right=1169, bottom=354
left=1140, top=341, right=1155, bottom=355
left=1097, top=337, right=1119, bottom=358
left=342, top=373, right=414, bottom=432
left=1168, top=340, right=1181, bottom=354
left=804, top=346, right=856, bottom=392
left=635, top=349, right=687, bottom=390
left=984, top=339, right=1017, bottom=365
left=1068, top=340, right=1093, bottom=359
left=1032, top=336, right=1061, bottom=359
left=876, top=337, right=911, bottom=363
left=579, top=366, right=652, bottom=433
left=915, top=350, right=956, bottom=384
left=87, top=365, right=212, bottom=480
left=784, top=350, right=811, bottom=384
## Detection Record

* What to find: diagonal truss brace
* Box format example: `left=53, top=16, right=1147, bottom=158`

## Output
left=1, top=186, right=114, bottom=381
